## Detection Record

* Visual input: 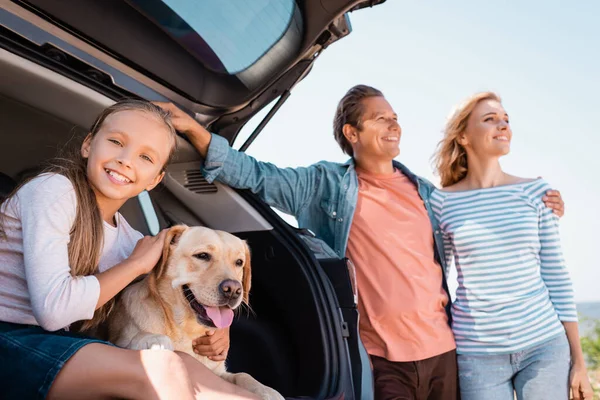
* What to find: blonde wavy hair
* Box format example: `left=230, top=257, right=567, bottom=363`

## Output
left=433, top=92, right=502, bottom=187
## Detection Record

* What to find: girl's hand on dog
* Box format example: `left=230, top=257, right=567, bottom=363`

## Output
left=193, top=328, right=230, bottom=361
left=128, top=229, right=169, bottom=275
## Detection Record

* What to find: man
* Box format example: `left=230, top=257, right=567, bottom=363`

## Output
left=157, top=86, right=564, bottom=399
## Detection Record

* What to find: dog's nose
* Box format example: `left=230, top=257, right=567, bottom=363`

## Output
left=219, top=280, right=242, bottom=300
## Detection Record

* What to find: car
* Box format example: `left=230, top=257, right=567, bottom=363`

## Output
left=0, top=1, right=386, bottom=398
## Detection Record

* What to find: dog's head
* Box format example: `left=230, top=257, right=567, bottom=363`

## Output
left=149, top=225, right=251, bottom=330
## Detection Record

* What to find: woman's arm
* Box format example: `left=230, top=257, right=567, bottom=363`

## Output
left=536, top=184, right=578, bottom=322
left=534, top=181, right=592, bottom=399
left=563, top=322, right=594, bottom=400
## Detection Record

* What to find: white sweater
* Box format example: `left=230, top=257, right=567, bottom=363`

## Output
left=0, top=174, right=142, bottom=331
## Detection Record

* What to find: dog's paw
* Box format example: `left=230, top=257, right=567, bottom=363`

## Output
left=255, top=387, right=285, bottom=400
left=227, top=372, right=284, bottom=400
left=130, top=334, right=174, bottom=351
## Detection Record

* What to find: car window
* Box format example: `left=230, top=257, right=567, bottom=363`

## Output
left=130, top=0, right=296, bottom=74
left=137, top=191, right=160, bottom=235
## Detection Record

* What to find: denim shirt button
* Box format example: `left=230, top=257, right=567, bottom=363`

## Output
left=332, top=211, right=337, bottom=217
left=337, top=218, right=343, bottom=222
left=435, top=230, right=440, bottom=234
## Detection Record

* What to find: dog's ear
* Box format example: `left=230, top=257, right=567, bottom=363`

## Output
left=153, top=225, right=188, bottom=281
left=147, top=225, right=188, bottom=337
left=242, top=242, right=252, bottom=305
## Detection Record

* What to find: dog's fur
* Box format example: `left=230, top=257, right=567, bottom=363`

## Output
left=107, top=225, right=283, bottom=399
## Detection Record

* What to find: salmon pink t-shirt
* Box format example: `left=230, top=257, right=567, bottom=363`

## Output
left=346, top=168, right=455, bottom=362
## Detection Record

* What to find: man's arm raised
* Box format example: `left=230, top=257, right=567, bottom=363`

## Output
left=154, top=102, right=323, bottom=218
left=154, top=102, right=212, bottom=157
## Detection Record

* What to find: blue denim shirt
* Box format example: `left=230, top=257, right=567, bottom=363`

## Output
left=202, top=134, right=449, bottom=278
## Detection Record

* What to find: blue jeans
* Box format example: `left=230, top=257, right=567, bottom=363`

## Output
left=457, top=334, right=571, bottom=400
left=0, top=321, right=112, bottom=399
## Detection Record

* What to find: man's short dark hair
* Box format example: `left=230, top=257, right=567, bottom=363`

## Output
left=333, top=85, right=384, bottom=157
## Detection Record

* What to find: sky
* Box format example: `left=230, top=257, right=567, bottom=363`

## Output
left=234, top=1, right=600, bottom=302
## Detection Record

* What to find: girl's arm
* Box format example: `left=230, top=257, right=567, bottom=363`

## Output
left=19, top=175, right=164, bottom=330
left=20, top=175, right=99, bottom=331
left=94, top=230, right=167, bottom=309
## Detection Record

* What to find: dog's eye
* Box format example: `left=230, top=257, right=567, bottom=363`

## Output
left=235, top=259, right=244, bottom=267
left=194, top=252, right=211, bottom=261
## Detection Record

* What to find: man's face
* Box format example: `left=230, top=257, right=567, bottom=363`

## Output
left=344, top=96, right=401, bottom=162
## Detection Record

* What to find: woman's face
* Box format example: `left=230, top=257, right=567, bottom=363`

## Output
left=460, top=99, right=512, bottom=158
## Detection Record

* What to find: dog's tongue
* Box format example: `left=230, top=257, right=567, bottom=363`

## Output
left=204, top=306, right=234, bottom=328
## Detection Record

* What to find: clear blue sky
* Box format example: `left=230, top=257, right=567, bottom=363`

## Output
left=236, top=1, right=600, bottom=302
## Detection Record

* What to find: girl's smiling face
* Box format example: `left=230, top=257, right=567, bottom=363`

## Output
left=81, top=109, right=174, bottom=212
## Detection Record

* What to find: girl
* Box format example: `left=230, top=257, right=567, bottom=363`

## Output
left=0, top=100, right=257, bottom=399
left=430, top=92, right=593, bottom=400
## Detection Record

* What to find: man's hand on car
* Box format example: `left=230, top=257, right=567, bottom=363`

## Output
left=153, top=101, right=212, bottom=157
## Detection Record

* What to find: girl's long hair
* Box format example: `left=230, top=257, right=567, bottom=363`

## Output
left=432, top=92, right=502, bottom=187
left=0, top=99, right=177, bottom=332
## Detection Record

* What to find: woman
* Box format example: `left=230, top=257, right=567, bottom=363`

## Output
left=430, top=92, right=593, bottom=400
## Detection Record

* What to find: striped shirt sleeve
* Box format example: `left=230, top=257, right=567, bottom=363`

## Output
left=528, top=180, right=578, bottom=322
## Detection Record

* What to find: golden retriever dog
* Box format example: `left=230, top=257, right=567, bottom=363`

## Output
left=107, top=225, right=284, bottom=400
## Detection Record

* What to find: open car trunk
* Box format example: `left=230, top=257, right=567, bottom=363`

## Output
left=3, top=0, right=385, bottom=143
left=0, top=1, right=386, bottom=398
left=0, top=48, right=365, bottom=399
